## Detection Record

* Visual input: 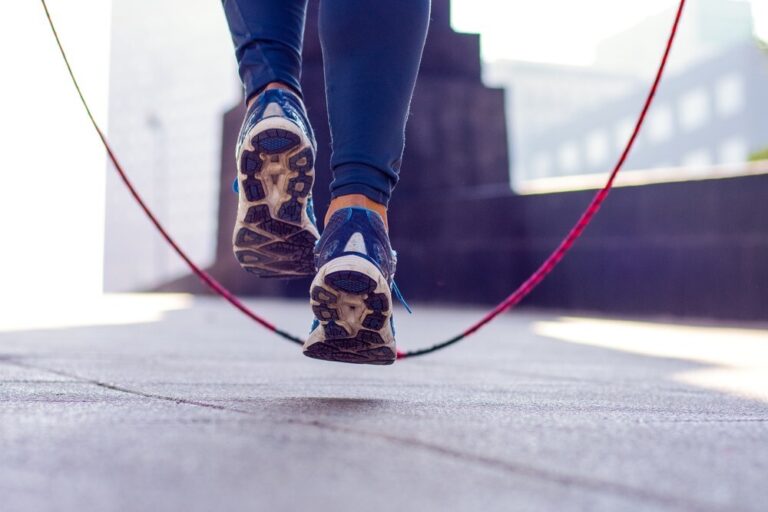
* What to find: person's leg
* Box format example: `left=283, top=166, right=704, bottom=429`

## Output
left=223, top=0, right=320, bottom=279
left=222, top=0, right=307, bottom=102
left=319, top=0, right=431, bottom=228
left=304, top=0, right=430, bottom=365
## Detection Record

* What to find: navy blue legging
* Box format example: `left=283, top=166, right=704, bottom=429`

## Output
left=222, top=0, right=431, bottom=206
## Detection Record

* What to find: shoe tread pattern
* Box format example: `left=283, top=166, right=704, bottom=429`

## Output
left=305, top=270, right=395, bottom=365
left=233, top=126, right=318, bottom=278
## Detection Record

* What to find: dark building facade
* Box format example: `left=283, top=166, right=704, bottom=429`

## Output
left=165, top=0, right=768, bottom=322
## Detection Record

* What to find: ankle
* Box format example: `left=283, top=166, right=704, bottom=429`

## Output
left=247, top=82, right=300, bottom=108
left=325, top=194, right=388, bottom=230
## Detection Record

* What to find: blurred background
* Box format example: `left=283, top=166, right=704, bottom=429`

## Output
left=3, top=6, right=767, bottom=509
left=2, top=0, right=767, bottom=321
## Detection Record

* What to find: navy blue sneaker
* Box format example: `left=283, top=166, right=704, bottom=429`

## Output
left=304, top=207, right=399, bottom=365
left=232, top=88, right=319, bottom=278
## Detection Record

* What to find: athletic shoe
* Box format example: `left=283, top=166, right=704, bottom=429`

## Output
left=232, top=88, right=319, bottom=278
left=304, top=207, right=400, bottom=365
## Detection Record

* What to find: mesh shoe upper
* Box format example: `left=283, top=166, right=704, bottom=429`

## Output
left=314, top=207, right=396, bottom=282
left=237, top=88, right=315, bottom=155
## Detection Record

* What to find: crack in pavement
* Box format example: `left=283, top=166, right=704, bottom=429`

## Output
left=639, top=418, right=768, bottom=424
left=2, top=358, right=725, bottom=512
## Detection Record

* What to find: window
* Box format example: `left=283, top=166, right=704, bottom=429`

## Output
left=614, top=117, right=634, bottom=151
left=648, top=104, right=674, bottom=142
left=530, top=153, right=553, bottom=178
left=718, top=136, right=748, bottom=164
left=679, top=88, right=710, bottom=132
left=681, top=149, right=712, bottom=168
left=585, top=129, right=608, bottom=166
left=558, top=142, right=580, bottom=174
left=715, top=73, right=745, bottom=117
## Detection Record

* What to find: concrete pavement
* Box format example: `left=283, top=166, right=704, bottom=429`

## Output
left=1, top=294, right=767, bottom=512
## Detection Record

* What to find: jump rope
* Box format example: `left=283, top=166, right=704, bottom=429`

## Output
left=40, top=0, right=686, bottom=360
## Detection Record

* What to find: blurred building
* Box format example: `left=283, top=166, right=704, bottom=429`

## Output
left=486, top=0, right=764, bottom=185
left=595, top=0, right=755, bottom=77
left=484, top=61, right=640, bottom=186
left=104, top=0, right=239, bottom=291
left=522, top=42, right=768, bottom=179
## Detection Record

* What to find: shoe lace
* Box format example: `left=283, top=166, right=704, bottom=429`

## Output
left=391, top=280, right=412, bottom=314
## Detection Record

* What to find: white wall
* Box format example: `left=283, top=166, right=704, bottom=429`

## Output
left=0, top=0, right=110, bottom=304
left=104, top=0, right=240, bottom=292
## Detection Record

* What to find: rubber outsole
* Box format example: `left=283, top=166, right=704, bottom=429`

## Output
left=232, top=120, right=319, bottom=278
left=304, top=258, right=396, bottom=365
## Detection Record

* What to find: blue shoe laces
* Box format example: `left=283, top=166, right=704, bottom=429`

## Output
left=391, top=280, right=413, bottom=314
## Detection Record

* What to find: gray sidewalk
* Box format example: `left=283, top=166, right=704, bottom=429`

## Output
left=1, top=295, right=767, bottom=512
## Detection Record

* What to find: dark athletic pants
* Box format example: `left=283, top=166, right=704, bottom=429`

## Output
left=222, top=0, right=431, bottom=205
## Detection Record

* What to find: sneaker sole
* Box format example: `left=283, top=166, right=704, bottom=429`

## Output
left=304, top=255, right=396, bottom=365
left=233, top=117, right=319, bottom=279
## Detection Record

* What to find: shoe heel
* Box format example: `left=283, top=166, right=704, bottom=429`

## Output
left=232, top=118, right=318, bottom=278
left=304, top=255, right=396, bottom=365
